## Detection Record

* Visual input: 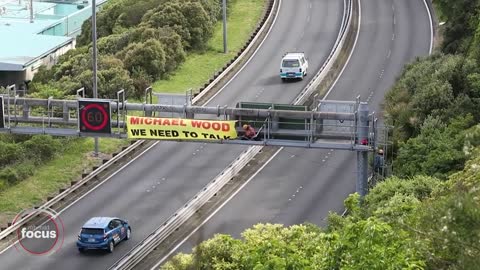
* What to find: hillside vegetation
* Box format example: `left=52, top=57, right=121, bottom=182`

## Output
left=0, top=0, right=265, bottom=220
left=32, top=0, right=222, bottom=99
left=162, top=1, right=480, bottom=269
left=0, top=0, right=221, bottom=192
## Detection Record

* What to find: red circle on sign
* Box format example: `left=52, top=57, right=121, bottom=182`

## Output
left=81, top=103, right=108, bottom=131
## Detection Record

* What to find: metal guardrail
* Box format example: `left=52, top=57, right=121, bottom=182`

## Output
left=0, top=140, right=144, bottom=241
left=293, top=0, right=353, bottom=105
left=191, top=0, right=276, bottom=103
left=0, top=0, right=278, bottom=245
left=110, top=145, right=263, bottom=269
left=109, top=0, right=356, bottom=268
left=3, top=99, right=357, bottom=122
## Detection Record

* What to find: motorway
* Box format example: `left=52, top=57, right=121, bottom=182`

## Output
left=0, top=0, right=344, bottom=269
left=176, top=0, right=433, bottom=254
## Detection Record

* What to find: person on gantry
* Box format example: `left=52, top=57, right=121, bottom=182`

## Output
left=241, top=124, right=257, bottom=140
left=374, top=148, right=385, bottom=176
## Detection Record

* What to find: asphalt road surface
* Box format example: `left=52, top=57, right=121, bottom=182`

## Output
left=177, top=0, right=432, bottom=254
left=0, top=0, right=344, bottom=269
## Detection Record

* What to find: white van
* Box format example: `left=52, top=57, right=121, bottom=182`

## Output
left=280, top=52, right=308, bottom=81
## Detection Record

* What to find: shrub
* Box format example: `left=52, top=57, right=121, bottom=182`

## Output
left=0, top=141, right=25, bottom=166
left=29, top=83, right=65, bottom=99
left=22, top=135, right=62, bottom=163
left=0, top=167, right=18, bottom=185
left=122, top=39, right=166, bottom=80
left=131, top=68, right=153, bottom=98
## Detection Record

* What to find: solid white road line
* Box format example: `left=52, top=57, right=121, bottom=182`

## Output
left=422, top=0, right=434, bottom=54
left=204, top=0, right=283, bottom=105
left=0, top=141, right=160, bottom=255
left=151, top=0, right=363, bottom=268
left=150, top=147, right=284, bottom=269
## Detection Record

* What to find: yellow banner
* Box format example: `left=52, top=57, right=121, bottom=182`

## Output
left=126, top=116, right=237, bottom=140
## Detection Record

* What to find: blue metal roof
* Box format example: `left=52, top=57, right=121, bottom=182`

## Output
left=82, top=217, right=115, bottom=228
left=0, top=0, right=107, bottom=71
left=0, top=33, right=72, bottom=70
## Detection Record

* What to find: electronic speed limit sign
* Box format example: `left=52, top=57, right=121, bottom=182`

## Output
left=78, top=100, right=111, bottom=134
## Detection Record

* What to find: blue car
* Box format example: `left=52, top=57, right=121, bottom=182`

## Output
left=77, top=217, right=131, bottom=253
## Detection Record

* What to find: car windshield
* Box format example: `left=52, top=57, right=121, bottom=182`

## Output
left=282, top=59, right=300, bottom=67
left=81, top=228, right=104, bottom=235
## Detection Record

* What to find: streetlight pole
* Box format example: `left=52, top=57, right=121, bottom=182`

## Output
left=222, top=0, right=227, bottom=53
left=92, top=0, right=99, bottom=156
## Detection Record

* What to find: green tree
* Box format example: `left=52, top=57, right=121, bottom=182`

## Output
left=384, top=53, right=480, bottom=164
left=362, top=175, right=442, bottom=214
left=28, top=83, right=65, bottom=99
left=143, top=0, right=217, bottom=51
left=180, top=1, right=215, bottom=51
left=121, top=39, right=166, bottom=80
left=318, top=217, right=425, bottom=270
left=394, top=116, right=473, bottom=178
left=162, top=253, right=195, bottom=270
left=74, top=54, right=134, bottom=98
left=76, top=0, right=166, bottom=46
left=412, top=149, right=480, bottom=269
left=435, top=0, right=480, bottom=54
left=138, top=26, right=186, bottom=74
left=143, top=1, right=192, bottom=49
left=130, top=68, right=153, bottom=97
left=410, top=80, right=453, bottom=121
left=97, top=31, right=132, bottom=55
left=192, top=234, right=243, bottom=269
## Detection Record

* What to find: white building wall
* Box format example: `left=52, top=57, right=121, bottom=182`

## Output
left=24, top=39, right=75, bottom=81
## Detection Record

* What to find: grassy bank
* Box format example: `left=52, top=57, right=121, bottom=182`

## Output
left=153, top=0, right=266, bottom=93
left=0, top=138, right=129, bottom=224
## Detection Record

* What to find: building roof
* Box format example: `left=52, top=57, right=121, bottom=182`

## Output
left=0, top=32, right=73, bottom=71
left=0, top=0, right=106, bottom=71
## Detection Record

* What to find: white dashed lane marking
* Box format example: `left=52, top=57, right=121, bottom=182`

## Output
left=287, top=186, right=303, bottom=202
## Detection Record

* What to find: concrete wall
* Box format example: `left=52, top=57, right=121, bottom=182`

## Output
left=26, top=39, right=76, bottom=79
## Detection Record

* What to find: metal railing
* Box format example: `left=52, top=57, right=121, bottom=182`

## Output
left=109, top=0, right=357, bottom=268
left=0, top=140, right=144, bottom=242
left=0, top=0, right=279, bottom=251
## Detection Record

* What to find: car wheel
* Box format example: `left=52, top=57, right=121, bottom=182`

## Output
left=78, top=248, right=85, bottom=254
left=108, top=241, right=114, bottom=253
left=281, top=78, right=286, bottom=82
left=125, top=228, right=131, bottom=240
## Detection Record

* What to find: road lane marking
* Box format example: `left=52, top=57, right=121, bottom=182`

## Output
left=422, top=0, right=434, bottom=54
left=150, top=147, right=284, bottom=269
left=0, top=141, right=161, bottom=255
left=151, top=1, right=364, bottom=267
left=204, top=0, right=283, bottom=105
left=323, top=0, right=361, bottom=98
